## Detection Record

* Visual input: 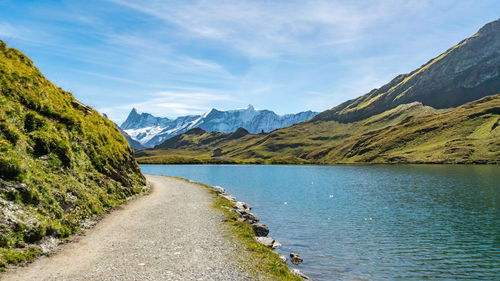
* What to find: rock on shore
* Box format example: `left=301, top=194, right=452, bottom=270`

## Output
left=212, top=184, right=311, bottom=279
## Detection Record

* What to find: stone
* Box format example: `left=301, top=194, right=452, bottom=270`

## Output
left=213, top=186, right=225, bottom=194
left=234, top=201, right=251, bottom=212
left=221, top=194, right=236, bottom=202
left=241, top=212, right=259, bottom=224
left=255, top=237, right=274, bottom=248
left=279, top=255, right=287, bottom=263
left=251, top=223, right=269, bottom=237
left=290, top=253, right=303, bottom=265
left=291, top=269, right=310, bottom=280
left=271, top=240, right=281, bottom=249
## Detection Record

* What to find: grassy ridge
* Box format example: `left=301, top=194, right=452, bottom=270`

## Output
left=313, top=19, right=500, bottom=123
left=136, top=96, right=499, bottom=165
left=0, top=41, right=146, bottom=270
left=323, top=94, right=500, bottom=164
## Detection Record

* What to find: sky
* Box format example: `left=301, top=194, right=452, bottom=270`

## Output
left=0, top=0, right=499, bottom=124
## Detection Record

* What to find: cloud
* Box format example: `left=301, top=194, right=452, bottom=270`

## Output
left=0, top=22, right=17, bottom=38
left=106, top=0, right=428, bottom=58
left=99, top=90, right=235, bottom=123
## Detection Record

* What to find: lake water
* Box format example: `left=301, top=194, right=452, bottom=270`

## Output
left=140, top=164, right=500, bottom=280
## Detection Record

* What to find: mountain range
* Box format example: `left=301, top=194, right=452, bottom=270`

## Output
left=136, top=18, right=500, bottom=165
left=120, top=105, right=318, bottom=148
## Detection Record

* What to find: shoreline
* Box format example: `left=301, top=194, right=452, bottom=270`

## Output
left=138, top=161, right=500, bottom=166
left=1, top=176, right=307, bottom=280
left=169, top=176, right=309, bottom=280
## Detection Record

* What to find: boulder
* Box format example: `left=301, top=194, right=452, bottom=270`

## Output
left=221, top=194, right=236, bottom=202
left=251, top=223, right=269, bottom=237
left=213, top=185, right=225, bottom=194
left=290, top=253, right=303, bottom=265
left=234, top=201, right=251, bottom=212
left=230, top=208, right=242, bottom=217
left=255, top=237, right=274, bottom=247
left=241, top=212, right=259, bottom=223
left=255, top=237, right=281, bottom=249
left=272, top=240, right=281, bottom=249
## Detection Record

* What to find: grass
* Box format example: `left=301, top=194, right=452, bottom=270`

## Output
left=168, top=176, right=302, bottom=281
left=136, top=95, right=500, bottom=165
left=311, top=23, right=499, bottom=123
left=0, top=40, right=146, bottom=270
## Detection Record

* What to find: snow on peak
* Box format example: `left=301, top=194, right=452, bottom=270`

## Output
left=120, top=106, right=319, bottom=148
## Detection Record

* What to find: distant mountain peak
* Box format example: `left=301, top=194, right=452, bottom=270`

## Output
left=120, top=106, right=319, bottom=147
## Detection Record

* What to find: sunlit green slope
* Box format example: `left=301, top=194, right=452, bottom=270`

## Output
left=314, top=18, right=500, bottom=123
left=0, top=41, right=146, bottom=269
left=137, top=96, right=499, bottom=164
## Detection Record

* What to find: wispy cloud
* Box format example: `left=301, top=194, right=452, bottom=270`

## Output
left=0, top=22, right=17, bottom=38
left=106, top=0, right=428, bottom=58
left=99, top=90, right=235, bottom=123
left=3, top=0, right=498, bottom=124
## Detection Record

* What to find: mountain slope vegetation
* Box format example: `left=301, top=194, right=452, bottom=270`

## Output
left=137, top=20, right=500, bottom=165
left=314, top=18, right=500, bottom=123
left=137, top=95, right=499, bottom=164
left=0, top=41, right=145, bottom=270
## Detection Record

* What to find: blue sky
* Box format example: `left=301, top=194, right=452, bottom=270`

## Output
left=0, top=0, right=499, bottom=124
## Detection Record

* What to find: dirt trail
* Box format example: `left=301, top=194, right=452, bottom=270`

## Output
left=1, top=175, right=254, bottom=281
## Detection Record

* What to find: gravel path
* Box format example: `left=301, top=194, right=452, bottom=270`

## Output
left=1, top=175, right=255, bottom=281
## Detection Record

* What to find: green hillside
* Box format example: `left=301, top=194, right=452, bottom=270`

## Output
left=0, top=41, right=146, bottom=269
left=137, top=20, right=500, bottom=166
left=314, top=18, right=500, bottom=123
left=137, top=95, right=499, bottom=164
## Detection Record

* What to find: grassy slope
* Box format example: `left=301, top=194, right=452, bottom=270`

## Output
left=136, top=20, right=500, bottom=166
left=323, top=94, right=500, bottom=164
left=0, top=41, right=146, bottom=270
left=313, top=19, right=500, bottom=123
left=136, top=96, right=499, bottom=164
left=135, top=102, right=440, bottom=163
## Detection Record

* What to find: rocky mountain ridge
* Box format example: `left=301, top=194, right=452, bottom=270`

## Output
left=121, top=105, right=318, bottom=148
left=314, top=18, right=500, bottom=123
left=136, top=19, right=500, bottom=165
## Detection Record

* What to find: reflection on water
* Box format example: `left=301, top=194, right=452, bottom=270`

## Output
left=141, top=164, right=500, bottom=280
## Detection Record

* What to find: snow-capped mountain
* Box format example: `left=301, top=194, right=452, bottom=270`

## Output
left=120, top=105, right=318, bottom=148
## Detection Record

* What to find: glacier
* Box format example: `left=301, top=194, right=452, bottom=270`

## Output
left=120, top=105, right=318, bottom=148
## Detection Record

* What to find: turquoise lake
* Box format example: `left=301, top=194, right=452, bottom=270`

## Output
left=140, top=164, right=500, bottom=280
